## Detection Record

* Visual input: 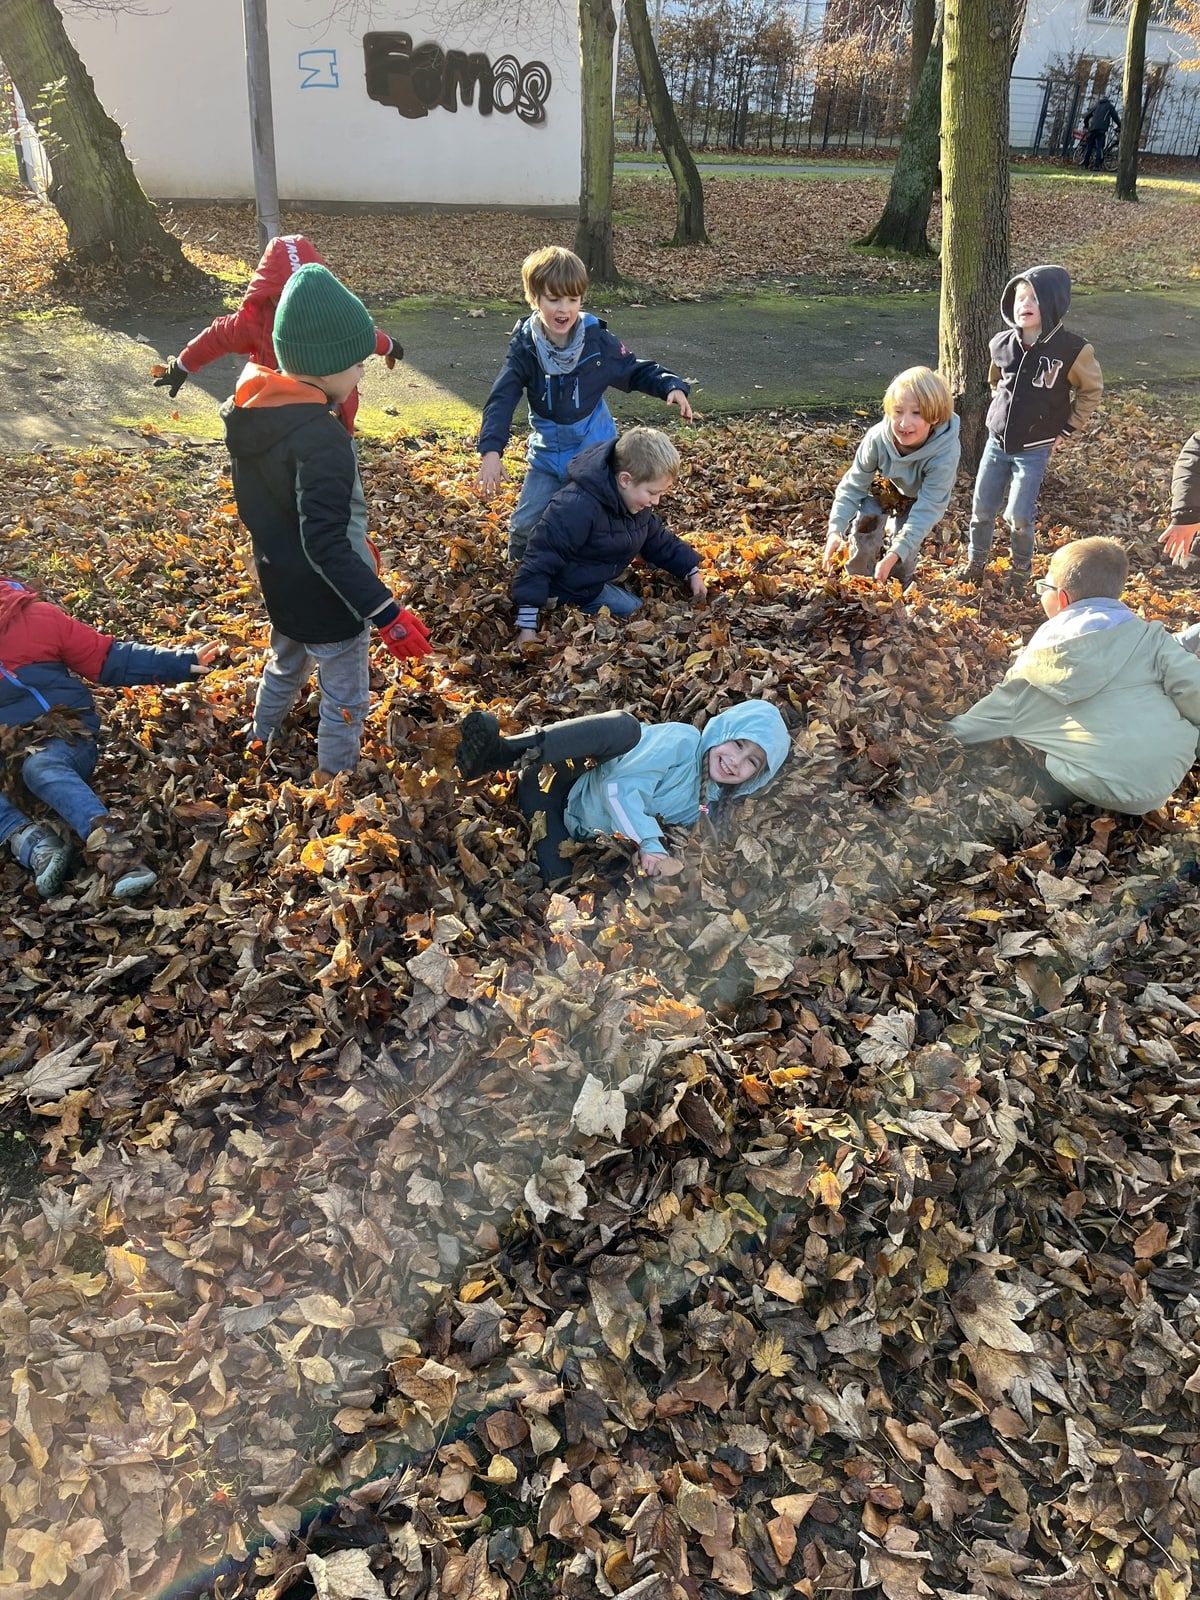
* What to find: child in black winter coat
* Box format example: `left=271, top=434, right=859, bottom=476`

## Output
left=512, top=428, right=707, bottom=642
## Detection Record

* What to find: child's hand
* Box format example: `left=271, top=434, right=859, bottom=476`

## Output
left=191, top=642, right=222, bottom=674
left=688, top=571, right=708, bottom=602
left=1160, top=522, right=1200, bottom=566
left=516, top=627, right=539, bottom=645
left=379, top=609, right=433, bottom=660
left=666, top=390, right=694, bottom=423
left=382, top=334, right=403, bottom=369
left=822, top=531, right=848, bottom=568
left=1051, top=437, right=1063, bottom=456
left=477, top=453, right=504, bottom=497
left=640, top=850, right=683, bottom=878
left=874, top=551, right=901, bottom=586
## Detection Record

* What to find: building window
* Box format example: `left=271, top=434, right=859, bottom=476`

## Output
left=1087, top=0, right=1182, bottom=22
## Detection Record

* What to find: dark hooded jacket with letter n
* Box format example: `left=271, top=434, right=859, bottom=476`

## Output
left=985, top=265, right=1103, bottom=453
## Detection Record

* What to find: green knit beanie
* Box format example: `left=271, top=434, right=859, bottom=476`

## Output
left=272, top=263, right=376, bottom=377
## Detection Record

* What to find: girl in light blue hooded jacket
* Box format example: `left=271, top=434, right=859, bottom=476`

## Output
left=457, top=700, right=790, bottom=883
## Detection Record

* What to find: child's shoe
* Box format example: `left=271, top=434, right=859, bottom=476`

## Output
left=84, top=821, right=158, bottom=901
left=457, top=711, right=514, bottom=780
left=958, top=560, right=988, bottom=585
left=8, top=823, right=74, bottom=897
left=1007, top=568, right=1031, bottom=596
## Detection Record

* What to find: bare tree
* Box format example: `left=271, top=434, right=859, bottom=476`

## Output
left=575, top=0, right=619, bottom=281
left=938, top=0, right=1014, bottom=470
left=1115, top=0, right=1150, bottom=202
left=624, top=0, right=709, bottom=245
left=859, top=1, right=942, bottom=254
left=0, top=0, right=194, bottom=277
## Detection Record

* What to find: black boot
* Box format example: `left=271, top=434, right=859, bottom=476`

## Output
left=457, top=711, right=526, bottom=780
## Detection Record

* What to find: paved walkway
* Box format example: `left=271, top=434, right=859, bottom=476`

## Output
left=1, top=286, right=1198, bottom=450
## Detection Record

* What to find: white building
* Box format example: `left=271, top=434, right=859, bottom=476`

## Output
left=18, top=0, right=583, bottom=207
left=1012, top=0, right=1200, bottom=155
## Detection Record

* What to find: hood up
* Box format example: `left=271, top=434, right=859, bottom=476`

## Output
left=699, top=701, right=791, bottom=800
left=1001, top=264, right=1072, bottom=336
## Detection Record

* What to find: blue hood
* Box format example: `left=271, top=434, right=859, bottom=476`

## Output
left=700, top=700, right=791, bottom=803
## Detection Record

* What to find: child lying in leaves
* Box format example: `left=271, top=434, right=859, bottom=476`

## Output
left=0, top=578, right=217, bottom=899
left=457, top=700, right=790, bottom=882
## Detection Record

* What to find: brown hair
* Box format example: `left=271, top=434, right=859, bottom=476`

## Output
left=883, top=366, right=954, bottom=427
left=613, top=427, right=681, bottom=485
left=521, top=246, right=589, bottom=306
left=1048, top=536, right=1128, bottom=601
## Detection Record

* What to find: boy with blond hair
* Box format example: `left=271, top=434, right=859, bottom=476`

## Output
left=512, top=427, right=707, bottom=641
left=822, top=366, right=960, bottom=587
left=477, top=246, right=693, bottom=561
left=950, top=536, right=1200, bottom=815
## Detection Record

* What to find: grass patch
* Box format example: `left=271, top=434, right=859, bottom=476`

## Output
left=0, top=146, right=19, bottom=195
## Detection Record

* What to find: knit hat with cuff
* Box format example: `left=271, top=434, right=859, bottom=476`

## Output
left=272, top=263, right=376, bottom=378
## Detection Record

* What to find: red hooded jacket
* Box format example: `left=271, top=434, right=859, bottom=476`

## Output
left=177, top=235, right=391, bottom=433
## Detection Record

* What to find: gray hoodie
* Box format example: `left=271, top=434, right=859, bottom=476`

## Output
left=828, top=414, right=961, bottom=565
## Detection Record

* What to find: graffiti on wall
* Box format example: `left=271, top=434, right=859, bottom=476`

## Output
left=363, top=32, right=551, bottom=127
left=298, top=49, right=340, bottom=89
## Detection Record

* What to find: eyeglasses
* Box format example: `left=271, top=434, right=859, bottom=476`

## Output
left=1033, top=578, right=1058, bottom=595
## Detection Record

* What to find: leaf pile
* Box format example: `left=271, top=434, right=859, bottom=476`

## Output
left=1, top=397, right=1200, bottom=1600
left=2, top=173, right=1197, bottom=314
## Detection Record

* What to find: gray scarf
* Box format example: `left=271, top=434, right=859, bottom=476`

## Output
left=530, top=313, right=586, bottom=377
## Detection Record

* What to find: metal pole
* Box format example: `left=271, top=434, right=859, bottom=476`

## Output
left=242, top=0, right=281, bottom=249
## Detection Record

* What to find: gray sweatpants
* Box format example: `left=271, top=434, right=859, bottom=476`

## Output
left=253, top=626, right=371, bottom=774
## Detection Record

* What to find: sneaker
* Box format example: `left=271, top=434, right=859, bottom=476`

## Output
left=958, top=561, right=988, bottom=585
left=85, top=820, right=157, bottom=901
left=457, top=711, right=512, bottom=781
left=8, top=823, right=74, bottom=897
left=1007, top=568, right=1031, bottom=595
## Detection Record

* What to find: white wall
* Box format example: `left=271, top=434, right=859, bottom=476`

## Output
left=1014, top=0, right=1200, bottom=89
left=59, top=0, right=582, bottom=206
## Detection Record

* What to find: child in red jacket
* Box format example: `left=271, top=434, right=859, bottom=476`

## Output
left=152, top=234, right=402, bottom=433
left=0, top=580, right=217, bottom=899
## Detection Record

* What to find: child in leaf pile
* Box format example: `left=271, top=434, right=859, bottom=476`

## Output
left=950, top=537, right=1200, bottom=815
left=456, top=699, right=790, bottom=882
left=0, top=578, right=217, bottom=899
left=220, top=264, right=432, bottom=783
left=477, top=245, right=694, bottom=561
left=822, top=366, right=961, bottom=588
left=153, top=233, right=402, bottom=434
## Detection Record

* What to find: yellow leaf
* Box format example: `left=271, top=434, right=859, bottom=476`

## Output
left=290, top=1026, right=325, bottom=1062
left=752, top=1331, right=794, bottom=1377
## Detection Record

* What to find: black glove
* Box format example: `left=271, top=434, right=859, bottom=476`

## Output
left=383, top=335, right=404, bottom=370
left=152, top=358, right=189, bottom=398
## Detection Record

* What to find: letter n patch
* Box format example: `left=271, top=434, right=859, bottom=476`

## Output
left=1032, top=357, right=1064, bottom=389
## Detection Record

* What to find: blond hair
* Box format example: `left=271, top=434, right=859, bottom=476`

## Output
left=521, top=246, right=589, bottom=306
left=613, top=427, right=681, bottom=485
left=1048, top=536, right=1128, bottom=601
left=883, top=366, right=953, bottom=427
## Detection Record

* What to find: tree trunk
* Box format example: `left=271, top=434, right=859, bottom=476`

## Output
left=575, top=0, right=619, bottom=282
left=0, top=0, right=191, bottom=275
left=1115, top=0, right=1149, bottom=202
left=624, top=0, right=709, bottom=245
left=938, top=0, right=1013, bottom=472
left=910, top=0, right=936, bottom=100
left=858, top=4, right=943, bottom=254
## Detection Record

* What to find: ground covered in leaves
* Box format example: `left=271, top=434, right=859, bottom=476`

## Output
left=1, top=171, right=1198, bottom=314
left=2, top=396, right=1200, bottom=1600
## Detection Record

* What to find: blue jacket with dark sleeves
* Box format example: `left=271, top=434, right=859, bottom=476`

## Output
left=512, top=440, right=700, bottom=628
left=478, top=313, right=689, bottom=479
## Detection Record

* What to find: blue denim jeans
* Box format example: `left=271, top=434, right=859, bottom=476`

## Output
left=507, top=467, right=565, bottom=562
left=0, top=736, right=105, bottom=847
left=252, top=627, right=371, bottom=774
left=577, top=582, right=643, bottom=619
left=966, top=436, right=1053, bottom=570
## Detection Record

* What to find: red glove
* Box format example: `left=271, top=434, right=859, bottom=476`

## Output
left=379, top=608, right=431, bottom=660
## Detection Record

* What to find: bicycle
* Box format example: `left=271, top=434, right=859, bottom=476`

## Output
left=1072, top=123, right=1120, bottom=171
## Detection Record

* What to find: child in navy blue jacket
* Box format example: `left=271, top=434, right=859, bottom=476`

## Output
left=512, top=428, right=707, bottom=641
left=477, top=246, right=693, bottom=561
left=0, top=579, right=216, bottom=899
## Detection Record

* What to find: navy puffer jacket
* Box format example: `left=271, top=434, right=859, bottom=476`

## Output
left=512, top=441, right=700, bottom=628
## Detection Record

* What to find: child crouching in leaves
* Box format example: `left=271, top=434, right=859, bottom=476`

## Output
left=0, top=578, right=217, bottom=899
left=822, top=366, right=960, bottom=588
left=456, top=700, right=790, bottom=883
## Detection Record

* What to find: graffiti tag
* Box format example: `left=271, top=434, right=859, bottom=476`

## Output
left=363, top=33, right=551, bottom=126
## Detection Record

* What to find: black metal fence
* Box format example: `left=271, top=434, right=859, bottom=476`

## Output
left=618, top=65, right=1200, bottom=162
